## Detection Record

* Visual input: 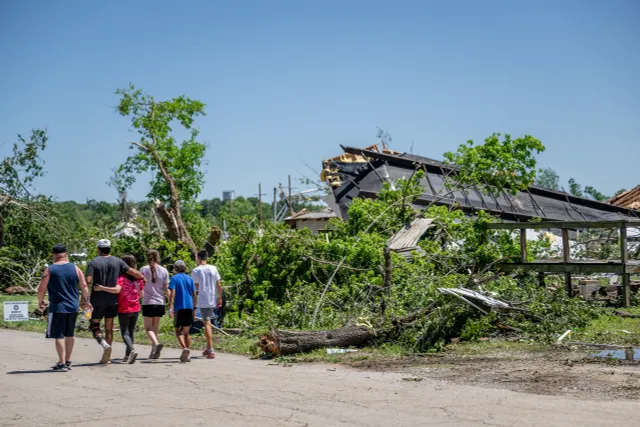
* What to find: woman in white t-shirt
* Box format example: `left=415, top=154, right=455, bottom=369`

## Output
left=139, top=250, right=169, bottom=359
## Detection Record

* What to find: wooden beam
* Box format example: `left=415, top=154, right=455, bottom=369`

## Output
left=562, top=228, right=570, bottom=263
left=620, top=226, right=630, bottom=307
left=520, top=229, right=527, bottom=263
left=486, top=220, right=640, bottom=231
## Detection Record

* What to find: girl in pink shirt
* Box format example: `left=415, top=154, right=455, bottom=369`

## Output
left=116, top=254, right=144, bottom=364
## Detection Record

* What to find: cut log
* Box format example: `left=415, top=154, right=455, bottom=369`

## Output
left=258, top=324, right=376, bottom=356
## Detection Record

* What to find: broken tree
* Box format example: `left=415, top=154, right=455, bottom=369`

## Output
left=116, top=84, right=208, bottom=253
left=258, top=324, right=376, bottom=356
left=0, top=129, right=47, bottom=246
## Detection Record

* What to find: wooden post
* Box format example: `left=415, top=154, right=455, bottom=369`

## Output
left=258, top=183, right=263, bottom=227
left=620, top=225, right=630, bottom=307
left=562, top=228, right=572, bottom=297
left=288, top=175, right=293, bottom=216
left=520, top=229, right=527, bottom=263
left=537, top=272, right=545, bottom=288
left=273, top=187, right=277, bottom=224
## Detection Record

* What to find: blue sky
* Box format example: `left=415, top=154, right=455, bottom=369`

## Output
left=0, top=0, right=638, bottom=203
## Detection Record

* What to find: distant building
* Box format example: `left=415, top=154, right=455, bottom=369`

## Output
left=222, top=191, right=235, bottom=202
left=285, top=207, right=337, bottom=234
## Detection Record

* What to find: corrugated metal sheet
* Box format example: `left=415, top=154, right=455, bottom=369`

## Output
left=387, top=218, right=434, bottom=251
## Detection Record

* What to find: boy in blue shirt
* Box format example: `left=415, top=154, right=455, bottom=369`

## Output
left=168, top=260, right=196, bottom=362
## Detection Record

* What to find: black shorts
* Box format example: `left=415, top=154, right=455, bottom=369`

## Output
left=174, top=309, right=194, bottom=328
left=142, top=304, right=165, bottom=318
left=91, top=305, right=118, bottom=320
left=46, top=312, right=78, bottom=339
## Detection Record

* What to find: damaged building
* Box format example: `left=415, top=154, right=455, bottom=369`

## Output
left=321, top=145, right=640, bottom=223
left=319, top=145, right=640, bottom=304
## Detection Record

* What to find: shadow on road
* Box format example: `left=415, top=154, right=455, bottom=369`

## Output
left=6, top=362, right=103, bottom=374
left=140, top=359, right=181, bottom=364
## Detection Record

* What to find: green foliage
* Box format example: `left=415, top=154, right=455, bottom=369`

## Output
left=0, top=129, right=48, bottom=200
left=444, top=133, right=545, bottom=195
left=535, top=167, right=560, bottom=191
left=584, top=186, right=609, bottom=202
left=115, top=84, right=207, bottom=206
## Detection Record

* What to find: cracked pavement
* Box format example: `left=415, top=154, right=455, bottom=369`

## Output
left=0, top=329, right=637, bottom=426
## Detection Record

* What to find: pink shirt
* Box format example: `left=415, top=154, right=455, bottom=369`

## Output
left=140, top=265, right=169, bottom=305
left=117, top=275, right=142, bottom=313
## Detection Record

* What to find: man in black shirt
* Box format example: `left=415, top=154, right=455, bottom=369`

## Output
left=87, top=239, right=142, bottom=364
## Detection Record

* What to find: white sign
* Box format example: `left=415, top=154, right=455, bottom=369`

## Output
left=4, top=301, right=29, bottom=321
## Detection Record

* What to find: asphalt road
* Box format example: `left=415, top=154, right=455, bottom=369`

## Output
left=0, top=329, right=637, bottom=426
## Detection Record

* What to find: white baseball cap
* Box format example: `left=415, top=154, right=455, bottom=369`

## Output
left=97, top=239, right=111, bottom=248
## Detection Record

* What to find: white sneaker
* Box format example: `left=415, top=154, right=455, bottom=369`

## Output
left=180, top=348, right=191, bottom=363
left=99, top=344, right=112, bottom=364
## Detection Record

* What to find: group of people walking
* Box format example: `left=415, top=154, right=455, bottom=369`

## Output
left=37, top=239, right=223, bottom=372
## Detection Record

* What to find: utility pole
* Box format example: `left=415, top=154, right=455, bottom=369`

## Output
left=273, top=187, right=277, bottom=224
left=288, top=174, right=293, bottom=216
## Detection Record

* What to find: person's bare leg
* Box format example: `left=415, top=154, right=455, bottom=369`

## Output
left=183, top=327, right=191, bottom=349
left=64, top=337, right=74, bottom=362
left=144, top=316, right=159, bottom=346
left=153, top=317, right=161, bottom=338
left=55, top=339, right=65, bottom=364
left=175, top=328, right=186, bottom=348
left=204, top=320, right=213, bottom=351
left=104, top=318, right=114, bottom=345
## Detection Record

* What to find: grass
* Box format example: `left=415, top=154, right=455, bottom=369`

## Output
left=0, top=295, right=256, bottom=356
left=572, top=306, right=640, bottom=346
left=3, top=294, right=638, bottom=364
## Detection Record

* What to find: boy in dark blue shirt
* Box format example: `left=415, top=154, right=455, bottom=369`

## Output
left=168, top=260, right=196, bottom=362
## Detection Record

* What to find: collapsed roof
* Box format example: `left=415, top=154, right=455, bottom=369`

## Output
left=322, top=145, right=640, bottom=222
left=608, top=186, right=640, bottom=210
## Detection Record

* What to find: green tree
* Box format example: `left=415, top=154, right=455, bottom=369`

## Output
left=535, top=167, right=560, bottom=191
left=584, top=186, right=609, bottom=202
left=0, top=129, right=48, bottom=245
left=116, top=84, right=207, bottom=253
left=568, top=178, right=583, bottom=198
left=444, top=133, right=545, bottom=195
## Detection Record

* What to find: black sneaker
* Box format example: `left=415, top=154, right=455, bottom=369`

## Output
left=53, top=362, right=68, bottom=372
left=65, top=361, right=72, bottom=370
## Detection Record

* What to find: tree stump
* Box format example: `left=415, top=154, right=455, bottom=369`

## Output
left=258, top=324, right=376, bottom=356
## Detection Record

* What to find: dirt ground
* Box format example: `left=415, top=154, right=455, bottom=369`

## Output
left=2, top=329, right=640, bottom=427
left=346, top=346, right=640, bottom=400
